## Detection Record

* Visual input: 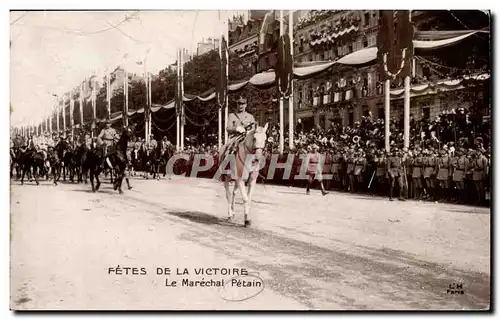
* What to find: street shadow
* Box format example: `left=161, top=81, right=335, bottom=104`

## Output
left=71, top=189, right=116, bottom=195
left=180, top=221, right=490, bottom=310
left=445, top=208, right=491, bottom=215
left=167, top=210, right=244, bottom=227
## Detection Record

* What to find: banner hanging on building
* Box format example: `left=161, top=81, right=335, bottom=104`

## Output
left=377, top=10, right=414, bottom=81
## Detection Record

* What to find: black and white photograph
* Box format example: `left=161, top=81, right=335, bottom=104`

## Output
left=9, top=8, right=491, bottom=311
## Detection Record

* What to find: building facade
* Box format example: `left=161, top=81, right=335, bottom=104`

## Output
left=292, top=10, right=490, bottom=131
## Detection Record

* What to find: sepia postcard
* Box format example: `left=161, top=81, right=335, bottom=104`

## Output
left=9, top=9, right=491, bottom=311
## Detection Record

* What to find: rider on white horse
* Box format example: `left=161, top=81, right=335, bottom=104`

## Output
left=220, top=96, right=256, bottom=160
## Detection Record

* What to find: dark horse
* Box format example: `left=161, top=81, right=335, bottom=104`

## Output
left=47, top=147, right=62, bottom=185
left=83, top=139, right=104, bottom=192
left=150, top=143, right=165, bottom=180
left=20, top=148, right=45, bottom=185
left=106, top=126, right=134, bottom=194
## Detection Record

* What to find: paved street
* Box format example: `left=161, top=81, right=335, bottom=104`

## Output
left=10, top=175, right=490, bottom=310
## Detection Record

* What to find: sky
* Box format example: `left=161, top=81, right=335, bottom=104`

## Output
left=10, top=10, right=244, bottom=128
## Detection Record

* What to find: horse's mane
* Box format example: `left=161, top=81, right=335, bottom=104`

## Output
left=117, top=130, right=131, bottom=152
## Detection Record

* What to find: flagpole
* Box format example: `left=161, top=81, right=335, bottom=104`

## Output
left=62, top=94, right=66, bottom=136
left=107, top=72, right=111, bottom=120
left=80, top=82, right=84, bottom=129
left=403, top=10, right=412, bottom=150
left=180, top=48, right=185, bottom=151
left=224, top=18, right=229, bottom=145
left=70, top=93, right=74, bottom=137
left=175, top=49, right=181, bottom=151
left=148, top=71, right=152, bottom=138
left=385, top=79, right=390, bottom=152
left=288, top=10, right=294, bottom=151
left=124, top=69, right=129, bottom=127
left=218, top=14, right=222, bottom=150
left=279, top=10, right=284, bottom=154
left=56, top=99, right=60, bottom=133
left=92, top=77, right=96, bottom=138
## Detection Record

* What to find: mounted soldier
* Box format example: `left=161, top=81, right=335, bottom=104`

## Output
left=97, top=119, right=117, bottom=158
left=219, top=96, right=256, bottom=162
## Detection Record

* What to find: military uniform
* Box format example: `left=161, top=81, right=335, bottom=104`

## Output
left=411, top=153, right=424, bottom=198
left=354, top=153, right=366, bottom=184
left=422, top=152, right=437, bottom=199
left=434, top=152, right=449, bottom=201
left=472, top=152, right=488, bottom=204
left=220, top=96, right=256, bottom=161
left=387, top=151, right=405, bottom=201
left=346, top=153, right=355, bottom=193
left=331, top=151, right=342, bottom=184
left=98, top=124, right=117, bottom=156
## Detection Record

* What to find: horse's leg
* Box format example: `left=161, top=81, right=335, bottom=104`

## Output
left=53, top=165, right=58, bottom=186
left=21, top=165, right=26, bottom=185
left=125, top=175, right=132, bottom=190
left=236, top=178, right=251, bottom=226
left=90, top=168, right=95, bottom=192
left=33, top=163, right=40, bottom=186
left=117, top=168, right=125, bottom=194
left=247, top=176, right=258, bottom=214
left=95, top=165, right=102, bottom=191
left=224, top=176, right=235, bottom=220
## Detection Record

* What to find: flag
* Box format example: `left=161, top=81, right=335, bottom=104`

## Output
left=258, top=10, right=276, bottom=54
left=216, top=36, right=228, bottom=106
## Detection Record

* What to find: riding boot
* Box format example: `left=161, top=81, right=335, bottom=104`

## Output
left=126, top=177, right=132, bottom=190
left=320, top=181, right=328, bottom=196
left=306, top=180, right=311, bottom=195
left=389, top=184, right=394, bottom=201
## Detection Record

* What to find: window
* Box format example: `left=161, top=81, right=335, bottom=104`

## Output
left=347, top=44, right=352, bottom=54
left=320, top=52, right=325, bottom=60
left=422, top=65, right=431, bottom=79
left=363, top=36, right=368, bottom=48
left=364, top=12, right=370, bottom=26
left=319, top=114, right=326, bottom=129
left=363, top=105, right=369, bottom=117
left=378, top=104, right=384, bottom=119
left=423, top=107, right=430, bottom=120
left=308, top=53, right=313, bottom=62
left=348, top=112, right=354, bottom=127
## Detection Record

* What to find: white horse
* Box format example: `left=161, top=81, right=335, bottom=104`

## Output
left=220, top=123, right=268, bottom=227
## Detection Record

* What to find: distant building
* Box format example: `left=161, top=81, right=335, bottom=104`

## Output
left=196, top=38, right=219, bottom=56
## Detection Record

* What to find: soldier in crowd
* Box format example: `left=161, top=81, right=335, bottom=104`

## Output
left=331, top=147, right=342, bottom=189
left=451, top=148, right=467, bottom=203
left=97, top=120, right=117, bottom=157
left=436, top=149, right=452, bottom=201
left=471, top=149, right=489, bottom=205
left=346, top=148, right=355, bottom=193
left=411, top=148, right=424, bottom=199
left=371, top=150, right=384, bottom=195
left=353, top=149, right=366, bottom=192
left=148, top=134, right=158, bottom=152
left=387, top=147, right=406, bottom=201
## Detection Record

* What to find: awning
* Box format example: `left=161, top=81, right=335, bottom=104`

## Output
left=248, top=71, right=275, bottom=86
left=413, top=31, right=479, bottom=50
left=294, top=61, right=336, bottom=78
left=390, top=73, right=490, bottom=99
left=336, top=47, right=378, bottom=65
left=414, top=29, right=489, bottom=40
